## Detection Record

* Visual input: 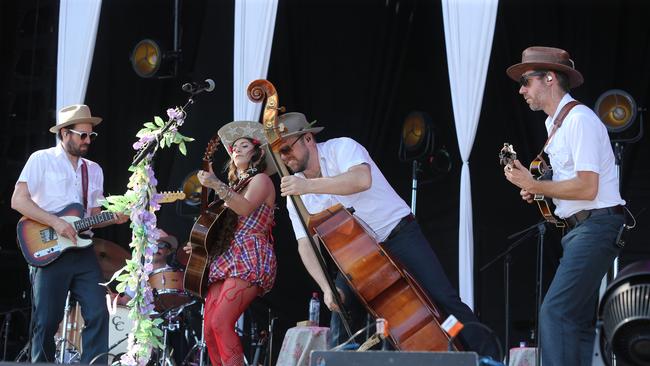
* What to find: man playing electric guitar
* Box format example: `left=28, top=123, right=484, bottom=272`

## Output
left=503, top=47, right=626, bottom=366
left=11, top=105, right=128, bottom=363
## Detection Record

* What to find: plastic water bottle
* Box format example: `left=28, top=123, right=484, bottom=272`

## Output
left=308, top=292, right=320, bottom=326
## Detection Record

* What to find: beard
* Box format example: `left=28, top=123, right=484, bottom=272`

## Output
left=64, top=139, right=89, bottom=157
left=288, top=151, right=309, bottom=173
left=528, top=101, right=543, bottom=111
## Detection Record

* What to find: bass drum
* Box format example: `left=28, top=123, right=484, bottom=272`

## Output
left=108, top=305, right=133, bottom=356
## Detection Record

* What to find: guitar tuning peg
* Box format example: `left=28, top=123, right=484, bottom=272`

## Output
left=278, top=123, right=286, bottom=133
left=278, top=106, right=286, bottom=112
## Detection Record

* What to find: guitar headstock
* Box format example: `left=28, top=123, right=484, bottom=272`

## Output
left=159, top=191, right=187, bottom=204
left=203, top=134, right=221, bottom=163
left=499, top=143, right=517, bottom=167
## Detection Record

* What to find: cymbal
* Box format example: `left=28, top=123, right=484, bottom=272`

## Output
left=92, top=238, right=131, bottom=282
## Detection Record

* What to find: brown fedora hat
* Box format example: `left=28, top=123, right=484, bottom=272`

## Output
left=506, top=46, right=584, bottom=88
left=50, top=104, right=102, bottom=133
left=277, top=112, right=324, bottom=139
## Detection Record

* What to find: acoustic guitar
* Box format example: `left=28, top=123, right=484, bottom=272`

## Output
left=16, top=191, right=186, bottom=267
left=499, top=143, right=565, bottom=227
left=184, top=136, right=251, bottom=298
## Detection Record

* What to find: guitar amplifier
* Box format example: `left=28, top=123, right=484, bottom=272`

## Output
left=309, top=351, right=479, bottom=366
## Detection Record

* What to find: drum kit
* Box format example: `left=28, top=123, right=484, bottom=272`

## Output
left=54, top=238, right=206, bottom=365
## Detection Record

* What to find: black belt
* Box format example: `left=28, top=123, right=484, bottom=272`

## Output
left=387, top=214, right=416, bottom=240
left=565, top=205, right=624, bottom=229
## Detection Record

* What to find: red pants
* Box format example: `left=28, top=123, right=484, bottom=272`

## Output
left=204, top=278, right=260, bottom=366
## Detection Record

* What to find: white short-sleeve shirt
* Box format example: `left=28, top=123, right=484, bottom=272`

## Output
left=286, top=137, right=412, bottom=242
left=17, top=144, right=105, bottom=217
left=544, top=94, right=625, bottom=218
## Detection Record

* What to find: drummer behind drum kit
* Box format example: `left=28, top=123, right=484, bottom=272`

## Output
left=55, top=238, right=202, bottom=365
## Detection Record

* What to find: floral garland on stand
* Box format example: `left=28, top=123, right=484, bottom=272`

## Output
left=101, top=108, right=193, bottom=366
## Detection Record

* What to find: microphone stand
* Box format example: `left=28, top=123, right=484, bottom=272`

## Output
left=132, top=88, right=210, bottom=167
left=2, top=312, right=10, bottom=361
left=480, top=221, right=546, bottom=365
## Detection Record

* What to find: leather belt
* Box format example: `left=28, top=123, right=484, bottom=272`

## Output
left=387, top=214, right=416, bottom=240
left=565, top=205, right=624, bottom=229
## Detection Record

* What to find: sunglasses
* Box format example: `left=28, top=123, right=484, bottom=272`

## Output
left=157, top=241, right=172, bottom=250
left=519, top=71, right=548, bottom=88
left=278, top=134, right=306, bottom=155
left=67, top=129, right=98, bottom=141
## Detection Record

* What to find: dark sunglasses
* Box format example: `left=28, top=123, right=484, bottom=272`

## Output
left=519, top=71, right=548, bottom=88
left=278, top=134, right=306, bottom=155
left=157, top=241, right=172, bottom=250
left=67, top=129, right=98, bottom=141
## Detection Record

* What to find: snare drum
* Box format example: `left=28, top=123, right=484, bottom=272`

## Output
left=148, top=267, right=192, bottom=312
left=108, top=305, right=132, bottom=355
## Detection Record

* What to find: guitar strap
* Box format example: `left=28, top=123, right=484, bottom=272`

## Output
left=535, top=100, right=581, bottom=166
left=81, top=160, right=88, bottom=212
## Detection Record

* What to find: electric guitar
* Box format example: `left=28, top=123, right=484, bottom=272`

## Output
left=499, top=143, right=565, bottom=227
left=16, top=191, right=186, bottom=267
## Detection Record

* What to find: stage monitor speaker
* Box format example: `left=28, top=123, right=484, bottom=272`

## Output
left=309, top=351, right=479, bottom=366
left=0, top=364, right=89, bottom=366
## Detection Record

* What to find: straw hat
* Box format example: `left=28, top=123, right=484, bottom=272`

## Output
left=49, top=104, right=102, bottom=133
left=217, top=121, right=276, bottom=175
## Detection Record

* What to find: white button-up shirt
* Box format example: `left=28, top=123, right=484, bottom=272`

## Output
left=17, top=144, right=105, bottom=217
left=545, top=94, right=625, bottom=218
left=287, top=137, right=412, bottom=242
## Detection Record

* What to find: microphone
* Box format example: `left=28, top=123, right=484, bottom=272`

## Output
left=182, top=79, right=215, bottom=94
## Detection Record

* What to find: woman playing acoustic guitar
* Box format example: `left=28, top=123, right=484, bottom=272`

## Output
left=184, top=121, right=276, bottom=366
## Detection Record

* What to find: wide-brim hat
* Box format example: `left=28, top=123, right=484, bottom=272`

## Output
left=49, top=104, right=102, bottom=133
left=217, top=120, right=276, bottom=175
left=506, top=46, right=584, bottom=88
left=277, top=112, right=324, bottom=139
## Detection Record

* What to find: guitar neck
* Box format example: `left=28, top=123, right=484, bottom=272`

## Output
left=73, top=211, right=114, bottom=232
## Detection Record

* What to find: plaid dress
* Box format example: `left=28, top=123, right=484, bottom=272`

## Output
left=208, top=203, right=277, bottom=294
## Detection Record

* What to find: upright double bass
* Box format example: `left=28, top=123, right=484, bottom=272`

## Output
left=247, top=80, right=456, bottom=351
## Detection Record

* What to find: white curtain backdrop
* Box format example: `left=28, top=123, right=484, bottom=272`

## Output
left=442, top=0, right=498, bottom=310
left=56, top=0, right=102, bottom=118
left=233, top=0, right=279, bottom=121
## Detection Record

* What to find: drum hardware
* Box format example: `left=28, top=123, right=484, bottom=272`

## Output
left=55, top=292, right=81, bottom=364
left=181, top=302, right=207, bottom=366
left=160, top=316, right=180, bottom=366
left=156, top=299, right=197, bottom=366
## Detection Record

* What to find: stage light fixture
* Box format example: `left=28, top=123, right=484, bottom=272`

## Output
left=130, top=39, right=162, bottom=78
left=180, top=170, right=202, bottom=206
left=595, top=89, right=637, bottom=133
left=399, top=111, right=434, bottom=162
left=130, top=0, right=181, bottom=79
left=598, top=260, right=650, bottom=365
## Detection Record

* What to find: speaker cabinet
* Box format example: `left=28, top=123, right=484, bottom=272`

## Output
left=309, top=351, right=479, bottom=366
